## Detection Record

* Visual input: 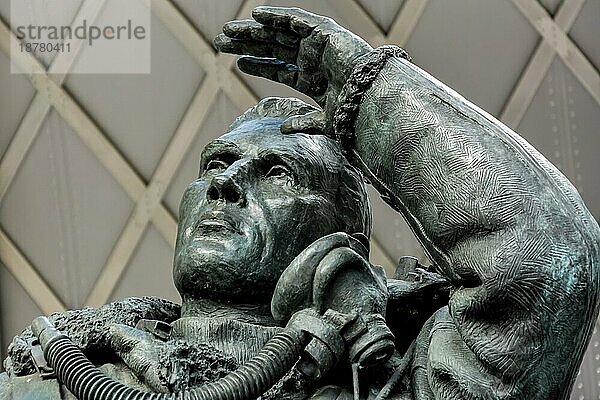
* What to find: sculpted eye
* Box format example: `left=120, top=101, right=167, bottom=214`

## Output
left=199, top=145, right=240, bottom=177
left=205, top=159, right=229, bottom=171
left=266, top=165, right=296, bottom=186
left=266, top=165, right=289, bottom=177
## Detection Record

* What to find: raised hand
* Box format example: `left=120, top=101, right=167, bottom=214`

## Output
left=215, top=7, right=372, bottom=133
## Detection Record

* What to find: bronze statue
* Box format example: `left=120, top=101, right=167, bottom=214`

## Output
left=1, top=7, right=599, bottom=400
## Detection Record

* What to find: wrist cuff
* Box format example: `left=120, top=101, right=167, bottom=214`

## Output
left=333, top=45, right=410, bottom=149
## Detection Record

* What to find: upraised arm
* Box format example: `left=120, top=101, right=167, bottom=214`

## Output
left=351, top=54, right=600, bottom=398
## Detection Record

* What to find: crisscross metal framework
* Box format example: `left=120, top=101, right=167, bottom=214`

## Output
left=0, top=0, right=598, bottom=317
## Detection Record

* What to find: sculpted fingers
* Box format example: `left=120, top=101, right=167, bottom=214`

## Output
left=109, top=324, right=168, bottom=391
left=222, top=19, right=300, bottom=47
left=214, top=34, right=298, bottom=64
left=252, top=6, right=329, bottom=37
left=217, top=7, right=337, bottom=101
left=237, top=56, right=298, bottom=87
left=281, top=110, right=326, bottom=136
left=109, top=324, right=156, bottom=371
left=110, top=323, right=150, bottom=352
left=217, top=6, right=370, bottom=109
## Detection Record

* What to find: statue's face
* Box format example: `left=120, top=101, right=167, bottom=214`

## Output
left=174, top=117, right=347, bottom=303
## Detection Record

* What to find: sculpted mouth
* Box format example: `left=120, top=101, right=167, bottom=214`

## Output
left=193, top=212, right=242, bottom=235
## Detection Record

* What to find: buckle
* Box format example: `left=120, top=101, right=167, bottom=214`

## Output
left=135, top=319, right=172, bottom=341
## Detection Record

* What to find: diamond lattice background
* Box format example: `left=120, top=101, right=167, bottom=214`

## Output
left=0, top=0, right=599, bottom=397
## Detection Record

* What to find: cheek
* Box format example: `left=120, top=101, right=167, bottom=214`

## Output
left=262, top=196, right=302, bottom=216
left=179, top=181, right=208, bottom=219
left=176, top=180, right=209, bottom=245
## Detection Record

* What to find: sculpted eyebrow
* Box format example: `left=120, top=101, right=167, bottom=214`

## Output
left=199, top=141, right=242, bottom=174
left=201, top=141, right=241, bottom=162
left=257, top=149, right=304, bottom=170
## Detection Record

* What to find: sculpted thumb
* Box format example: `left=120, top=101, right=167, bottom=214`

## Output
left=281, top=110, right=326, bottom=136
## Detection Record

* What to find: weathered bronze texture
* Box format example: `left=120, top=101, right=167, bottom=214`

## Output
left=1, top=7, right=599, bottom=400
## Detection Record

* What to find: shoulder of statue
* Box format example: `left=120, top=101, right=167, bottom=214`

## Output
left=4, top=296, right=180, bottom=377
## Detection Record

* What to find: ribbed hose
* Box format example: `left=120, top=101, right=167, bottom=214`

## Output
left=33, top=317, right=307, bottom=400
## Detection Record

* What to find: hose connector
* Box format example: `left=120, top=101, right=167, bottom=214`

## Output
left=287, top=308, right=345, bottom=380
left=31, top=317, right=67, bottom=357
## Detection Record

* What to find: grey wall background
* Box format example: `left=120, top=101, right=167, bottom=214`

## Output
left=0, top=0, right=598, bottom=397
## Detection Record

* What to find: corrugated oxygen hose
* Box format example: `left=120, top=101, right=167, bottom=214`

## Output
left=32, top=316, right=307, bottom=400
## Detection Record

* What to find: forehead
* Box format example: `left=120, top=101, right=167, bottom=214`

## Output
left=203, top=118, right=340, bottom=164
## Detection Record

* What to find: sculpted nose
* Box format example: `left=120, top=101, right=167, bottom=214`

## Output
left=207, top=174, right=245, bottom=205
